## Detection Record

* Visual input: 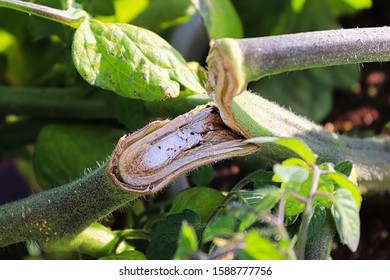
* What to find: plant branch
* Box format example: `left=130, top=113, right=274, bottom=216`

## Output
left=295, top=164, right=321, bottom=259
left=232, top=91, right=390, bottom=186
left=0, top=0, right=87, bottom=28
left=0, top=162, right=137, bottom=248
left=206, top=27, right=390, bottom=186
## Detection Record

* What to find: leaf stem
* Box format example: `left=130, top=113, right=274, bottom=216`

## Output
left=295, top=164, right=321, bottom=259
left=265, top=213, right=296, bottom=260
left=0, top=0, right=87, bottom=28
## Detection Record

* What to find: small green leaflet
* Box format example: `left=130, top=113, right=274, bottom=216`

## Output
left=169, top=187, right=225, bottom=223
left=239, top=230, right=285, bottom=260
left=146, top=210, right=200, bottom=260
left=325, top=172, right=361, bottom=208
left=331, top=188, right=360, bottom=252
left=174, top=221, right=198, bottom=260
left=72, top=19, right=205, bottom=101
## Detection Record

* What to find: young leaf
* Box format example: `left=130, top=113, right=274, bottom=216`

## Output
left=331, top=188, right=360, bottom=252
left=273, top=164, right=309, bottom=185
left=334, top=160, right=353, bottom=177
left=284, top=178, right=311, bottom=216
left=192, top=0, right=243, bottom=39
left=202, top=216, right=236, bottom=243
left=72, top=19, right=205, bottom=101
left=174, top=221, right=198, bottom=260
left=239, top=186, right=282, bottom=212
left=325, top=172, right=361, bottom=208
left=334, top=160, right=357, bottom=184
left=307, top=204, right=326, bottom=240
left=146, top=209, right=200, bottom=260
left=246, top=137, right=317, bottom=163
left=169, top=187, right=225, bottom=223
left=239, top=230, right=285, bottom=260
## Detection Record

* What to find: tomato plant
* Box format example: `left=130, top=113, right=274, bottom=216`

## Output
left=0, top=0, right=387, bottom=260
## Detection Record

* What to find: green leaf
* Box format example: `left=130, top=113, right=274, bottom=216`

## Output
left=285, top=215, right=299, bottom=226
left=233, top=170, right=275, bottom=191
left=307, top=204, right=326, bottom=239
left=334, top=161, right=353, bottom=176
left=189, top=165, right=215, bottom=186
left=273, top=164, right=309, bottom=185
left=192, top=0, right=243, bottom=39
left=239, top=230, right=285, bottom=260
left=146, top=209, right=200, bottom=260
left=131, top=0, right=195, bottom=33
left=284, top=178, right=311, bottom=216
left=33, top=124, right=125, bottom=189
left=239, top=186, right=282, bottom=212
left=237, top=186, right=282, bottom=231
left=72, top=19, right=205, bottom=101
left=325, top=172, right=361, bottom=208
left=247, top=137, right=317, bottom=163
left=100, top=250, right=147, bottom=260
left=169, top=187, right=225, bottom=223
left=202, top=216, right=236, bottom=243
left=174, top=221, right=198, bottom=260
left=331, top=189, right=360, bottom=252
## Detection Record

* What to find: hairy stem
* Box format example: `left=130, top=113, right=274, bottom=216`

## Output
left=0, top=0, right=86, bottom=28
left=295, top=165, right=321, bottom=259
left=207, top=27, right=390, bottom=186
left=232, top=91, right=390, bottom=185
left=0, top=162, right=137, bottom=248
left=304, top=211, right=335, bottom=260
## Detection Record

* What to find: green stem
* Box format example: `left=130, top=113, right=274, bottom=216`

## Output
left=232, top=91, right=390, bottom=185
left=207, top=27, right=390, bottom=187
left=0, top=0, right=86, bottom=28
left=303, top=211, right=335, bottom=260
left=0, top=162, right=139, bottom=248
left=295, top=164, right=321, bottom=260
left=209, top=27, right=390, bottom=95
